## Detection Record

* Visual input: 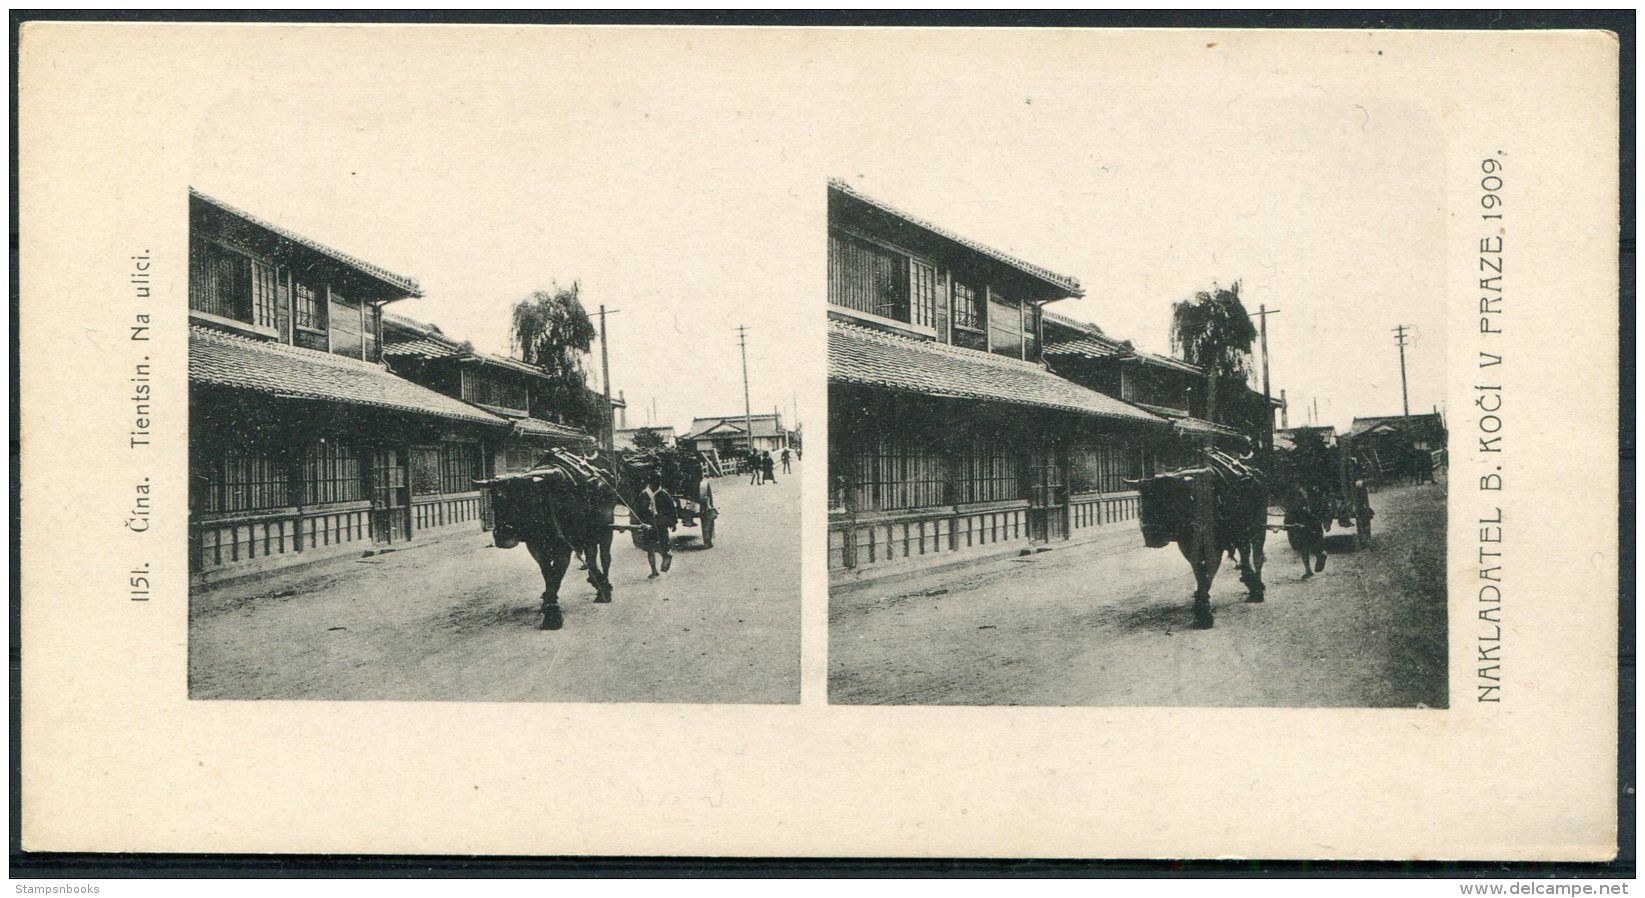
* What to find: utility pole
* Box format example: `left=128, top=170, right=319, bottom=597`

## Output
left=598, top=305, right=618, bottom=458
left=1280, top=388, right=1288, bottom=429
left=1250, top=304, right=1281, bottom=450
left=737, top=325, right=754, bottom=455
left=1393, top=324, right=1411, bottom=418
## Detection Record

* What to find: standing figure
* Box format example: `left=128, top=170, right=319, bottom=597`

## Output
left=1284, top=484, right=1328, bottom=578
left=639, top=472, right=676, bottom=578
left=781, top=446, right=792, bottom=474
left=697, top=468, right=717, bottom=549
left=1353, top=478, right=1374, bottom=546
left=748, top=449, right=761, bottom=486
left=761, top=451, right=776, bottom=483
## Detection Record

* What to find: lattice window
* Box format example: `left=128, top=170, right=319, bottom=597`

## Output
left=410, top=446, right=443, bottom=495
left=848, top=434, right=947, bottom=511
left=828, top=231, right=914, bottom=324
left=198, top=444, right=289, bottom=514
left=294, top=281, right=324, bottom=331
left=504, top=444, right=537, bottom=473
left=1089, top=440, right=1144, bottom=494
left=303, top=439, right=364, bottom=505
left=463, top=371, right=530, bottom=412
left=251, top=260, right=281, bottom=330
left=441, top=442, right=483, bottom=494
left=909, top=258, right=938, bottom=329
left=952, top=281, right=981, bottom=330
left=190, top=237, right=252, bottom=322
left=957, top=437, right=1019, bottom=504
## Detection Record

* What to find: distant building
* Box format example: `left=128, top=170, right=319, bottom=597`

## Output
left=613, top=425, right=678, bottom=452
left=682, top=413, right=788, bottom=458
left=1274, top=425, right=1338, bottom=451
left=1347, top=412, right=1448, bottom=478
left=187, top=189, right=511, bottom=584
left=826, top=179, right=1169, bottom=577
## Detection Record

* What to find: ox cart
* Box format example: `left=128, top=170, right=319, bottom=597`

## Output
left=619, top=446, right=718, bottom=549
left=1270, top=433, right=1374, bottom=551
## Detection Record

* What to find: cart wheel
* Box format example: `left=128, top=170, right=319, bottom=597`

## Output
left=701, top=510, right=716, bottom=549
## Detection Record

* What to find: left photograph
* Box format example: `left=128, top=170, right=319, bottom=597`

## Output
left=185, top=148, right=803, bottom=701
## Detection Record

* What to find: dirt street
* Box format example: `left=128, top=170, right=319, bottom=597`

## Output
left=830, top=478, right=1448, bottom=707
left=191, top=467, right=801, bottom=702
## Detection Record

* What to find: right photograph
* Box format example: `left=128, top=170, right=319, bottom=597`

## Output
left=826, top=168, right=1448, bottom=708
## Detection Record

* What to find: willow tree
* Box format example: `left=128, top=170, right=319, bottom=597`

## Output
left=509, top=282, right=605, bottom=434
left=1169, top=280, right=1257, bottom=425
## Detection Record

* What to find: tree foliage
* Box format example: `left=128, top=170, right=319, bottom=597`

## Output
left=1169, top=280, right=1258, bottom=387
left=1170, top=280, right=1259, bottom=425
left=630, top=427, right=670, bottom=450
left=509, top=281, right=606, bottom=434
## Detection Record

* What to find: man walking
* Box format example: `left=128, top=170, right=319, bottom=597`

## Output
left=640, top=471, right=676, bottom=578
left=781, top=446, right=792, bottom=474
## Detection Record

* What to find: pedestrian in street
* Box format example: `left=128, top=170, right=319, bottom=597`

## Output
left=1284, top=484, right=1328, bottom=579
left=748, top=449, right=761, bottom=486
left=762, top=450, right=776, bottom=484
left=639, top=472, right=676, bottom=578
left=697, top=469, right=717, bottom=549
left=1353, top=477, right=1374, bottom=545
left=780, top=446, right=792, bottom=474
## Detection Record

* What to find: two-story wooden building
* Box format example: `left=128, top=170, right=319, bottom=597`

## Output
left=1041, top=311, right=1251, bottom=474
left=826, top=180, right=1171, bottom=578
left=381, top=312, right=598, bottom=481
left=188, top=189, right=512, bottom=584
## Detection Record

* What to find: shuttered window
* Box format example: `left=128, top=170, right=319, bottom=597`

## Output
left=329, top=291, right=363, bottom=359
left=988, top=291, right=1024, bottom=359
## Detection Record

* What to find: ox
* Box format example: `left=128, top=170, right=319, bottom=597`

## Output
left=478, top=452, right=618, bottom=630
left=1134, top=454, right=1268, bottom=629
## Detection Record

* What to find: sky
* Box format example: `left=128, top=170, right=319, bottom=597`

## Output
left=189, top=27, right=1446, bottom=435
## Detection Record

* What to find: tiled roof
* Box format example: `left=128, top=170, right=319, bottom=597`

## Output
left=1167, top=414, right=1246, bottom=440
left=828, top=179, right=1083, bottom=297
left=683, top=414, right=784, bottom=441
left=385, top=311, right=571, bottom=378
left=1044, top=310, right=1112, bottom=338
left=190, top=189, right=422, bottom=297
left=828, top=320, right=1166, bottom=425
left=511, top=416, right=595, bottom=444
left=1043, top=311, right=1203, bottom=374
left=1043, top=334, right=1125, bottom=361
left=189, top=325, right=507, bottom=427
left=1349, top=413, right=1445, bottom=437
